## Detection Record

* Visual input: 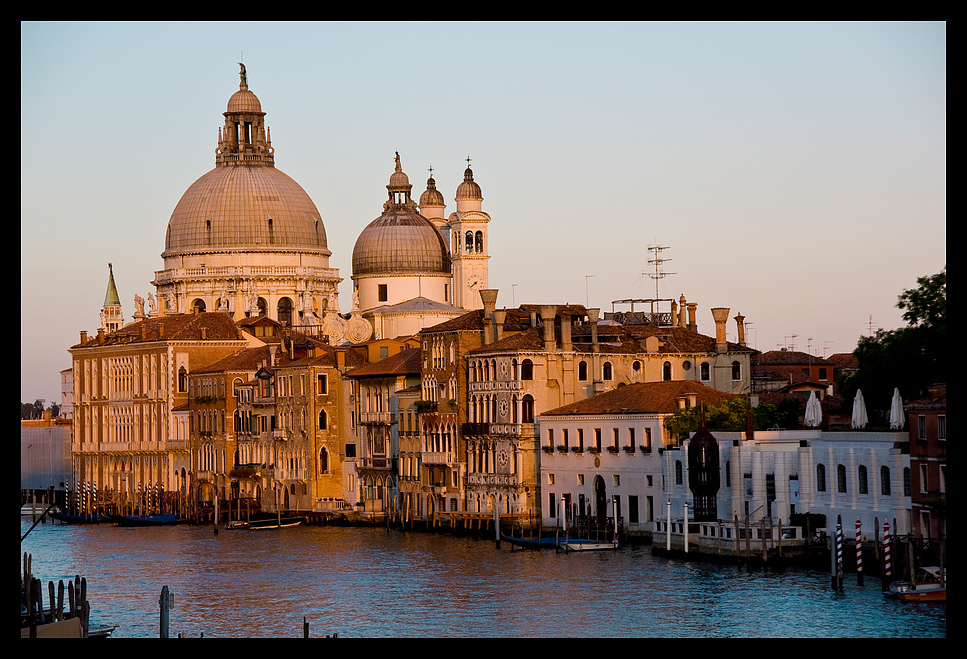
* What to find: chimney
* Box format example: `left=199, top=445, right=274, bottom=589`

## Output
left=97, top=328, right=104, bottom=342
left=201, top=327, right=207, bottom=340
left=80, top=330, right=88, bottom=344
left=679, top=295, right=688, bottom=328
left=140, top=324, right=146, bottom=340
left=711, top=307, right=730, bottom=353
left=687, top=303, right=698, bottom=332
left=734, top=313, right=746, bottom=347
left=670, top=300, right=678, bottom=327
left=560, top=312, right=572, bottom=351
left=540, top=305, right=558, bottom=352
left=479, top=289, right=498, bottom=344
left=587, top=308, right=600, bottom=353
left=493, top=309, right=507, bottom=343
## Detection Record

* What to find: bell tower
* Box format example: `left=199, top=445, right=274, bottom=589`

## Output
left=449, top=158, right=491, bottom=311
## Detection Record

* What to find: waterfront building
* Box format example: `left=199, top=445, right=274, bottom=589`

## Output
left=538, top=380, right=735, bottom=538
left=463, top=292, right=754, bottom=523
left=661, top=428, right=911, bottom=549
left=271, top=340, right=365, bottom=512
left=68, top=312, right=248, bottom=515
left=344, top=347, right=422, bottom=517
left=907, top=384, right=946, bottom=542
left=416, top=295, right=532, bottom=520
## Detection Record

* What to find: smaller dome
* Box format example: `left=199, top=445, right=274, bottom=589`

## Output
left=420, top=176, right=445, bottom=207
left=228, top=88, right=262, bottom=114
left=387, top=152, right=410, bottom=191
left=455, top=166, right=482, bottom=200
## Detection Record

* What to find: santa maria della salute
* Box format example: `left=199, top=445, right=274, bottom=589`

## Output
left=153, top=64, right=490, bottom=344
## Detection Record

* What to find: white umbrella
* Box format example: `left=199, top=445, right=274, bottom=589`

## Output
left=805, top=391, right=822, bottom=428
left=889, top=387, right=905, bottom=429
left=851, top=389, right=869, bottom=429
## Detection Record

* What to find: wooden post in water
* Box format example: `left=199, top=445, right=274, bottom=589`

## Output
left=159, top=585, right=171, bottom=639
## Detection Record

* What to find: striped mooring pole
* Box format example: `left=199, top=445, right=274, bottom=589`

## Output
left=855, top=519, right=864, bottom=586
left=835, top=520, right=844, bottom=592
left=883, top=521, right=892, bottom=578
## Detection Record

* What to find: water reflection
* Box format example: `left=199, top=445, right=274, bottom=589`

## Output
left=21, top=520, right=945, bottom=638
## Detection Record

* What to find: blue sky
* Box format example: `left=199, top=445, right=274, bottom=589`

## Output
left=21, top=21, right=946, bottom=405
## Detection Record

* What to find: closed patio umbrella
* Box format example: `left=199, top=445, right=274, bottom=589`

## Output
left=805, top=391, right=822, bottom=428
left=851, top=389, right=869, bottom=429
left=889, top=387, right=905, bottom=429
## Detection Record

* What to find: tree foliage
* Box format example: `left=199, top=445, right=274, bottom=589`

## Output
left=839, top=267, right=946, bottom=404
left=665, top=397, right=802, bottom=442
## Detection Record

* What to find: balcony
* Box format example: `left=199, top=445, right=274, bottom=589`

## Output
left=423, top=451, right=456, bottom=466
left=359, top=411, right=396, bottom=425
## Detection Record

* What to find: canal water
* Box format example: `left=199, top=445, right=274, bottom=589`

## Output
left=21, top=519, right=945, bottom=638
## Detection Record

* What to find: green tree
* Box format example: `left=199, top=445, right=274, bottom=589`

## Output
left=839, top=267, right=946, bottom=404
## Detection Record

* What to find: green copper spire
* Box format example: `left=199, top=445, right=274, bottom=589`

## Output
left=104, top=263, right=121, bottom=307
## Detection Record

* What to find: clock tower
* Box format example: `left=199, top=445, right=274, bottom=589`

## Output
left=449, top=160, right=491, bottom=311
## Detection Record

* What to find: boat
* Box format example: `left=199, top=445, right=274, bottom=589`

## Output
left=225, top=520, right=249, bottom=530
left=21, top=503, right=58, bottom=516
left=49, top=511, right=109, bottom=524
left=561, top=536, right=621, bottom=552
left=887, top=567, right=946, bottom=602
left=112, top=513, right=186, bottom=527
left=502, top=534, right=566, bottom=550
left=246, top=516, right=306, bottom=530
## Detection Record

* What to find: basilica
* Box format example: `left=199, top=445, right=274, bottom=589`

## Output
left=151, top=64, right=488, bottom=344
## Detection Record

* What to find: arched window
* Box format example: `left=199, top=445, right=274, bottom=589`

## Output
left=521, top=395, right=535, bottom=424
left=319, top=448, right=329, bottom=474
left=578, top=361, right=588, bottom=381
left=837, top=464, right=847, bottom=493
left=662, top=361, right=672, bottom=381
left=602, top=362, right=613, bottom=381
left=475, top=231, right=484, bottom=253
left=318, top=409, right=328, bottom=430
left=675, top=460, right=683, bottom=485
left=191, top=298, right=206, bottom=314
left=858, top=465, right=868, bottom=494
left=731, top=361, right=741, bottom=380
left=278, top=297, right=293, bottom=325
left=880, top=466, right=891, bottom=495
left=465, top=231, right=474, bottom=252
left=817, top=463, right=827, bottom=492
left=700, top=362, right=710, bottom=381
left=178, top=367, right=188, bottom=393
left=521, top=359, right=534, bottom=380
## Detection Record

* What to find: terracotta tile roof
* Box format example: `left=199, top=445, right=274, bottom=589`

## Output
left=756, top=349, right=834, bottom=365
left=345, top=347, right=422, bottom=378
left=540, top=380, right=737, bottom=416
left=73, top=312, right=242, bottom=347
left=191, top=345, right=276, bottom=374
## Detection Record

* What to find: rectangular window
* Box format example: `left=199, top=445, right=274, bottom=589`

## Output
left=317, top=374, right=328, bottom=395
left=918, top=415, right=926, bottom=440
left=818, top=367, right=828, bottom=381
left=594, top=429, right=602, bottom=452
left=577, top=428, right=584, bottom=451
left=628, top=496, right=639, bottom=524
left=938, top=415, right=946, bottom=440
left=548, top=492, right=557, bottom=518
left=919, top=464, right=928, bottom=493
left=378, top=284, right=388, bottom=302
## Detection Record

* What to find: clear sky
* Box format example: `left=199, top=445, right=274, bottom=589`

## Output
left=21, top=21, right=946, bottom=405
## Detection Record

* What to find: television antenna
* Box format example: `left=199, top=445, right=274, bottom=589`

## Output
left=646, top=243, right=675, bottom=300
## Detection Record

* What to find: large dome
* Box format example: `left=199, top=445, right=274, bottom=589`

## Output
left=352, top=210, right=450, bottom=276
left=163, top=164, right=329, bottom=256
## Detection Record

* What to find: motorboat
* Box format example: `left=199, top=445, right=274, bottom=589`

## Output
left=560, top=536, right=621, bottom=552
left=887, top=567, right=946, bottom=602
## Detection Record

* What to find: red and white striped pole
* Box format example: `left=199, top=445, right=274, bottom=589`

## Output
left=883, top=521, right=891, bottom=578
left=856, top=519, right=864, bottom=585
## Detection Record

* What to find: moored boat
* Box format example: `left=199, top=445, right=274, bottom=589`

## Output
left=246, top=516, right=306, bottom=529
left=561, top=536, right=621, bottom=552
left=49, top=511, right=108, bottom=524
left=112, top=513, right=186, bottom=527
left=887, top=567, right=946, bottom=602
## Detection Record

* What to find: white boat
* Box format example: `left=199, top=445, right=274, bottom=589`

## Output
left=561, top=537, right=621, bottom=552
left=887, top=567, right=946, bottom=602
